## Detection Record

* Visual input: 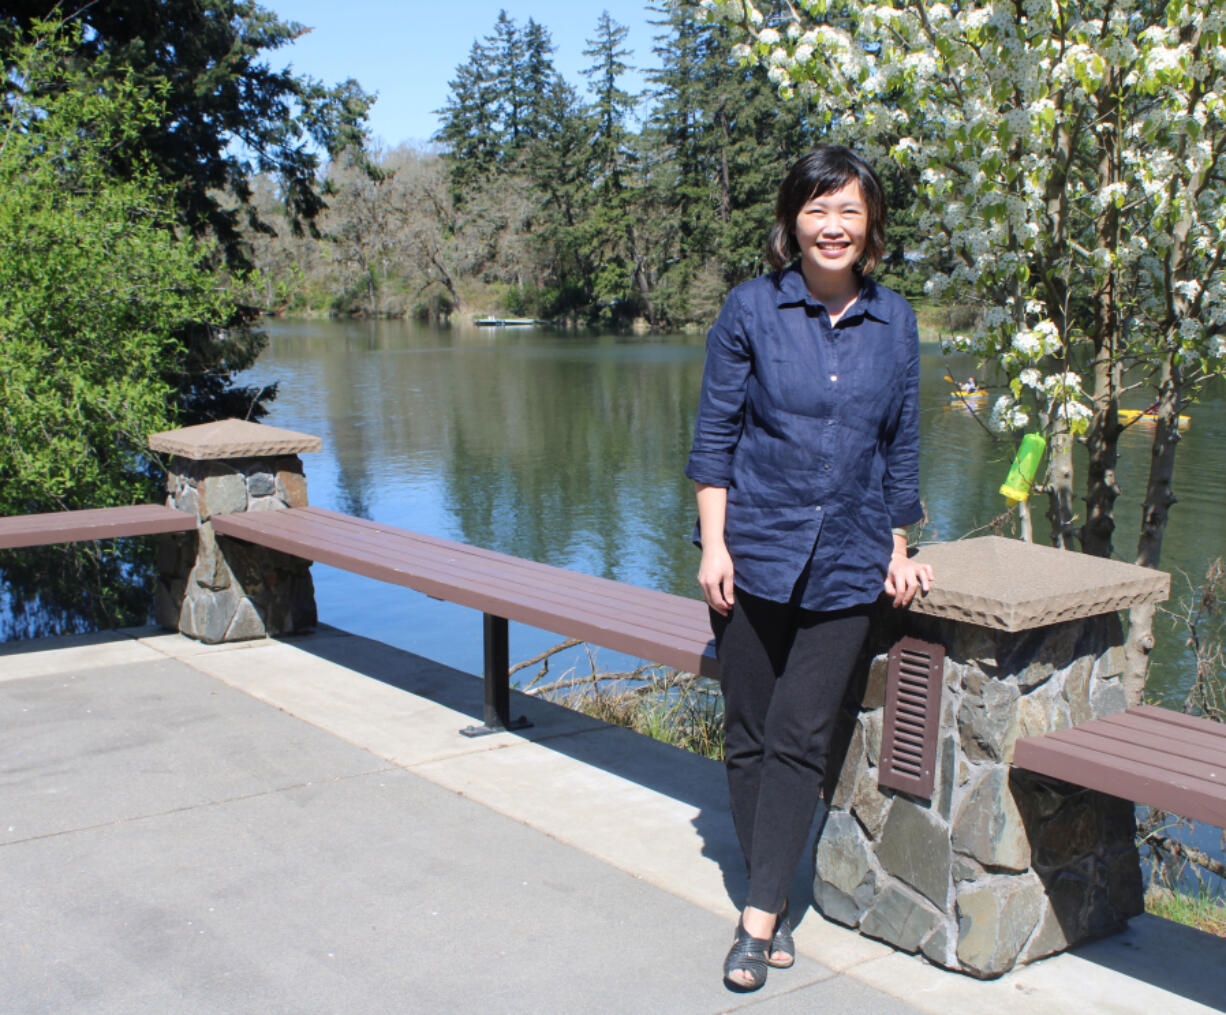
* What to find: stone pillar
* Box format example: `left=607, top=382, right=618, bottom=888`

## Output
left=148, top=419, right=321, bottom=643
left=815, top=536, right=1170, bottom=978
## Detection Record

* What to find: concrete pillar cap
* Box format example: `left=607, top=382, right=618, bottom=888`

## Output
left=148, top=419, right=322, bottom=461
left=908, top=536, right=1169, bottom=631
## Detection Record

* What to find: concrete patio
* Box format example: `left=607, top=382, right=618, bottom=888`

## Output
left=1, top=625, right=1222, bottom=1014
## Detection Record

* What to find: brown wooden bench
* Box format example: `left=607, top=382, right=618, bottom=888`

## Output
left=1013, top=705, right=1226, bottom=827
left=211, top=506, right=718, bottom=735
left=0, top=504, right=197, bottom=549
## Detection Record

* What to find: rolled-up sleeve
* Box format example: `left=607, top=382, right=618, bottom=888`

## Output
left=685, top=291, right=751, bottom=487
left=881, top=312, right=924, bottom=529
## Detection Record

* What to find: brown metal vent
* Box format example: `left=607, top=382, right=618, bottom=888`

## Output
left=877, top=635, right=945, bottom=800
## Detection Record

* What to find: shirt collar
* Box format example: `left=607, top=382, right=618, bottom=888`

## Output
left=772, top=260, right=892, bottom=324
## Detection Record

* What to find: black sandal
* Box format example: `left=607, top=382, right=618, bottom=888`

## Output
left=723, top=921, right=770, bottom=991
left=768, top=904, right=794, bottom=969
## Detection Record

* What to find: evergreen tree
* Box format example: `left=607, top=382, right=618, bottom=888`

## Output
left=522, top=74, right=595, bottom=318
left=642, top=1, right=722, bottom=321
left=582, top=11, right=637, bottom=192
left=520, top=19, right=558, bottom=142
left=435, top=39, right=501, bottom=199
left=487, top=10, right=526, bottom=155
left=710, top=38, right=813, bottom=283
left=642, top=1, right=812, bottom=315
left=580, top=11, right=644, bottom=320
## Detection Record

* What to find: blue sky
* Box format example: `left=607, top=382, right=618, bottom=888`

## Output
left=266, top=1, right=662, bottom=149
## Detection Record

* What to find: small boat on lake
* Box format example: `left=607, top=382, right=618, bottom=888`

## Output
left=1119, top=408, right=1191, bottom=429
left=473, top=316, right=540, bottom=327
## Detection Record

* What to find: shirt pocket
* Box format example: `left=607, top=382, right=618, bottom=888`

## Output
left=845, top=344, right=899, bottom=433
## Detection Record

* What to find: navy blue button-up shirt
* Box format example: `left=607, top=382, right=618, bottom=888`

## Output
left=686, top=263, right=923, bottom=611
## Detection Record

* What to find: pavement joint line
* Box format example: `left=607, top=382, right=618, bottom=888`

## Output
left=1, top=765, right=398, bottom=849
left=400, top=719, right=640, bottom=769
left=828, top=947, right=902, bottom=978
left=713, top=969, right=843, bottom=1012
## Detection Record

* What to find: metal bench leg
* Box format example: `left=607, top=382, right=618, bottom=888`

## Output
left=460, top=614, right=532, bottom=737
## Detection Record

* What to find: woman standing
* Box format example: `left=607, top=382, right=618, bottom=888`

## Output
left=685, top=146, right=933, bottom=991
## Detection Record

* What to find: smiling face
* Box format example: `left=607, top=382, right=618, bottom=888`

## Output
left=792, top=179, right=869, bottom=287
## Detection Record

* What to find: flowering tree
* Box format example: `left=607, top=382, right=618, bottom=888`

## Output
left=704, top=0, right=1226, bottom=701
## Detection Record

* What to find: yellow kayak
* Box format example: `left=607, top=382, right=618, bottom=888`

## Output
left=1119, top=408, right=1190, bottom=428
left=948, top=389, right=989, bottom=400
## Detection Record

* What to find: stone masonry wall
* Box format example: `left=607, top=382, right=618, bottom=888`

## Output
left=814, top=607, right=1143, bottom=978
left=155, top=455, right=316, bottom=642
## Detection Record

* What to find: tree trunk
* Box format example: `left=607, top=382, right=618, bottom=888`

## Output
left=716, top=106, right=731, bottom=225
left=1082, top=347, right=1122, bottom=557
left=1045, top=432, right=1077, bottom=549
left=1018, top=499, right=1033, bottom=543
left=627, top=222, right=655, bottom=327
left=1123, top=358, right=1183, bottom=705
left=1083, top=69, right=1122, bottom=559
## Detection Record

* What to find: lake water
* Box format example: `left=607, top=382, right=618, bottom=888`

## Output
left=239, top=316, right=1226, bottom=709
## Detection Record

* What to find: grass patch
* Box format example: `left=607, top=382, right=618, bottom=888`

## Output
left=1145, top=885, right=1226, bottom=937
left=912, top=300, right=948, bottom=336
left=517, top=643, right=724, bottom=760
left=557, top=674, right=725, bottom=760
left=912, top=299, right=982, bottom=338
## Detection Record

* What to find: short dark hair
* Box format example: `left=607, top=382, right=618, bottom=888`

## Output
left=767, top=146, right=887, bottom=274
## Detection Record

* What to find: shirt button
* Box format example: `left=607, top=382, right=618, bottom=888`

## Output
left=827, top=419, right=835, bottom=427
left=824, top=463, right=832, bottom=470
left=830, top=374, right=838, bottom=382
left=815, top=505, right=823, bottom=512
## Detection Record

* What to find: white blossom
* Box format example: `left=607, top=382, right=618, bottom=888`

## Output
left=1012, top=330, right=1042, bottom=357
left=1054, top=401, right=1093, bottom=424
left=990, top=396, right=1030, bottom=432
left=1043, top=371, right=1083, bottom=395
left=1173, top=279, right=1203, bottom=301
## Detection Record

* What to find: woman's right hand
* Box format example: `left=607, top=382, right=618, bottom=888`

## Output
left=698, top=543, right=736, bottom=615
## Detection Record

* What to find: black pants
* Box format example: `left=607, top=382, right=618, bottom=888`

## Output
left=711, top=588, right=871, bottom=914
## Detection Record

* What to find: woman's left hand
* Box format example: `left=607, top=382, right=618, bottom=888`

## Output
left=884, top=554, right=934, bottom=608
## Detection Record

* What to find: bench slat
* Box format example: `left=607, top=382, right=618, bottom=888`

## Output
left=1090, top=712, right=1226, bottom=764
left=1129, top=703, right=1226, bottom=739
left=228, top=508, right=712, bottom=644
left=294, top=508, right=708, bottom=627
left=0, top=505, right=196, bottom=549
left=212, top=507, right=719, bottom=677
left=1032, top=726, right=1225, bottom=784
